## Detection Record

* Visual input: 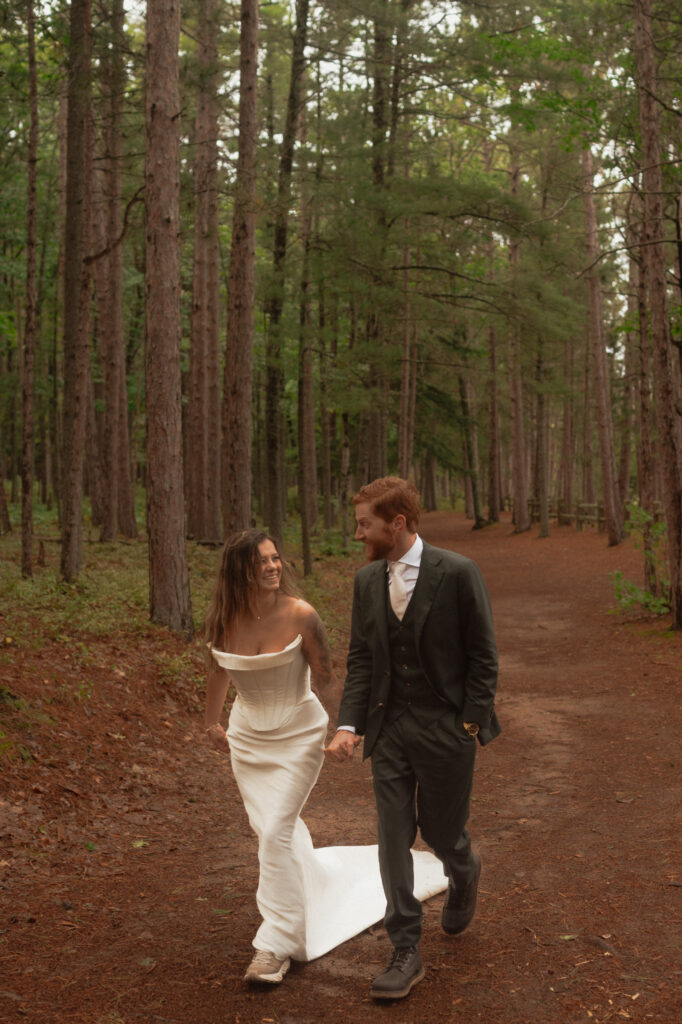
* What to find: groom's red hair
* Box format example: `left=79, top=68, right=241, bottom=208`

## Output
left=353, top=477, right=421, bottom=533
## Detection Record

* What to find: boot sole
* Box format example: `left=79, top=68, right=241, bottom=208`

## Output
left=370, top=966, right=425, bottom=1000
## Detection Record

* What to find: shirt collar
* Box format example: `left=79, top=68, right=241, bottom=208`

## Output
left=389, top=534, right=423, bottom=569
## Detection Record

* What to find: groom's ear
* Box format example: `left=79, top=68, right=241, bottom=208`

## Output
left=391, top=514, right=407, bottom=533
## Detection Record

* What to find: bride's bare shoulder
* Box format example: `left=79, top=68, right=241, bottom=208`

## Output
left=281, top=596, right=317, bottom=628
left=291, top=596, right=316, bottom=616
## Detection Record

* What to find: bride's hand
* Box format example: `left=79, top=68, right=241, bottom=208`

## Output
left=324, top=729, right=360, bottom=763
left=206, top=723, right=230, bottom=753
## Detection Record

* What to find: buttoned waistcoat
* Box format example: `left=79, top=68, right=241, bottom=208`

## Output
left=338, top=541, right=501, bottom=758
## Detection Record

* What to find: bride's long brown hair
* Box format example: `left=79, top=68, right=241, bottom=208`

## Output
left=204, top=529, right=299, bottom=650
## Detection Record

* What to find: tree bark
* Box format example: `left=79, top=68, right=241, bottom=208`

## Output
left=60, top=0, right=92, bottom=582
left=0, top=422, right=11, bottom=534
left=93, top=0, right=134, bottom=542
left=535, top=341, right=550, bottom=538
left=222, top=0, right=258, bottom=537
left=581, top=147, right=624, bottom=546
left=298, top=90, right=316, bottom=575
left=635, top=212, right=659, bottom=595
left=22, top=0, right=38, bottom=577
left=458, top=375, right=485, bottom=529
left=364, top=1, right=390, bottom=482
left=91, top=135, right=118, bottom=540
left=111, top=0, right=137, bottom=540
left=619, top=241, right=638, bottom=506
left=557, top=337, right=575, bottom=524
left=508, top=144, right=530, bottom=533
left=581, top=332, right=596, bottom=505
left=634, top=0, right=682, bottom=624
left=85, top=356, right=105, bottom=526
left=144, top=0, right=193, bottom=636
left=318, top=285, right=334, bottom=531
left=398, top=225, right=411, bottom=480
left=187, top=0, right=221, bottom=543
left=487, top=323, right=501, bottom=522
left=264, top=0, right=310, bottom=540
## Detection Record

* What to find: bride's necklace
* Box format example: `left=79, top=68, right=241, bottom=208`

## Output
left=255, top=592, right=278, bottom=621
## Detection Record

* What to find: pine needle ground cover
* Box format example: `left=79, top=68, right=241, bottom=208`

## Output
left=1, top=510, right=680, bottom=1023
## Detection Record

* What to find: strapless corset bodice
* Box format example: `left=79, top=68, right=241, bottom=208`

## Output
left=211, top=634, right=311, bottom=731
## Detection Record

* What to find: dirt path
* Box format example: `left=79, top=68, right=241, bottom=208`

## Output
left=2, top=512, right=681, bottom=1024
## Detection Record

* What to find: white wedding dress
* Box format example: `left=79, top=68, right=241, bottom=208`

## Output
left=211, top=634, right=447, bottom=962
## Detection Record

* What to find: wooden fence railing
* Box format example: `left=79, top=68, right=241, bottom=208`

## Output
left=527, top=499, right=605, bottom=531
left=525, top=500, right=664, bottom=532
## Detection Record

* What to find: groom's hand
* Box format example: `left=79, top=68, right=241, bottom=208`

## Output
left=324, top=729, right=360, bottom=763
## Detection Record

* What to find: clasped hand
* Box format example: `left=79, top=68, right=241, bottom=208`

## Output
left=206, top=723, right=230, bottom=754
left=324, top=729, right=361, bottom=763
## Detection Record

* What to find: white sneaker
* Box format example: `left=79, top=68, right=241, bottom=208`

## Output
left=244, top=949, right=291, bottom=984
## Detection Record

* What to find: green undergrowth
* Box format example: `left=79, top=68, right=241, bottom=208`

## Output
left=0, top=498, right=356, bottom=657
left=0, top=501, right=358, bottom=764
left=609, top=501, right=671, bottom=618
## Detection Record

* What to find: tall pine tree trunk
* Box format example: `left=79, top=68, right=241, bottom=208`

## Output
left=364, top=2, right=390, bottom=482
left=187, top=0, right=221, bottom=543
left=264, top=0, right=309, bottom=540
left=581, top=147, right=624, bottom=546
left=85, top=357, right=104, bottom=526
left=22, top=0, right=38, bottom=577
left=483, top=325, right=499, bottom=520
left=92, top=147, right=119, bottom=541
left=458, top=374, right=485, bottom=528
left=535, top=340, right=550, bottom=538
left=619, top=239, right=638, bottom=505
left=111, top=0, right=136, bottom=540
left=482, top=142, right=500, bottom=523
left=558, top=337, right=575, bottom=523
left=318, top=284, right=334, bottom=530
left=398, top=231, right=411, bottom=480
left=93, top=0, right=132, bottom=542
left=508, top=144, right=530, bottom=533
left=145, top=0, right=193, bottom=636
left=222, top=0, right=258, bottom=537
left=634, top=0, right=682, bottom=625
left=635, top=213, right=659, bottom=595
left=581, top=332, right=596, bottom=504
left=60, top=0, right=92, bottom=582
left=298, top=95, right=317, bottom=576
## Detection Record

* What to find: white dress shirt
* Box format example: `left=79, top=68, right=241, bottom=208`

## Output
left=388, top=534, right=422, bottom=608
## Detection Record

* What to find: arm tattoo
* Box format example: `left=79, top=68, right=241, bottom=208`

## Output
left=305, top=612, right=334, bottom=694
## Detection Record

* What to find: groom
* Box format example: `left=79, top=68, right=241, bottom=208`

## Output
left=325, top=476, right=500, bottom=1000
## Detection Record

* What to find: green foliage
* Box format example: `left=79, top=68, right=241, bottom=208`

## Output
left=610, top=503, right=671, bottom=617
left=3, top=0, right=680, bottom=554
left=1, top=490, right=356, bottom=638
left=0, top=683, right=54, bottom=763
left=610, top=572, right=670, bottom=617
left=154, top=648, right=205, bottom=690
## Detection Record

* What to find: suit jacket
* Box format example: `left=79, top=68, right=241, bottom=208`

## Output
left=338, top=540, right=501, bottom=758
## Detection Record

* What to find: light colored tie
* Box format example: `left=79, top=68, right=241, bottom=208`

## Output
left=389, top=561, right=408, bottom=621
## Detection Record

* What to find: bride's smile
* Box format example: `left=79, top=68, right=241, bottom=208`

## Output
left=257, top=540, right=282, bottom=591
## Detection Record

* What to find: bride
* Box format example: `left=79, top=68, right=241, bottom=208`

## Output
left=204, top=529, right=446, bottom=986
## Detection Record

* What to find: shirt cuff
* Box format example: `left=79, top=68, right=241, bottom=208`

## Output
left=337, top=725, right=356, bottom=734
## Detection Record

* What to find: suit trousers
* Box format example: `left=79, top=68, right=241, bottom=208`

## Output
left=371, top=705, right=478, bottom=947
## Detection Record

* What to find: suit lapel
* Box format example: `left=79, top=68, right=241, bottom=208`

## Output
left=412, top=542, right=445, bottom=644
left=368, top=559, right=391, bottom=662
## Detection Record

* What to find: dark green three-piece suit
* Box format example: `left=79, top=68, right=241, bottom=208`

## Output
left=338, top=540, right=500, bottom=948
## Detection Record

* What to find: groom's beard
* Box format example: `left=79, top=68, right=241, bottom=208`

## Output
left=364, top=527, right=394, bottom=562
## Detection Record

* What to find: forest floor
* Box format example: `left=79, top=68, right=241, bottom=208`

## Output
left=1, top=510, right=681, bottom=1024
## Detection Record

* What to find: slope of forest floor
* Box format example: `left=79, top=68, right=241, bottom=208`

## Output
left=1, top=511, right=681, bottom=1024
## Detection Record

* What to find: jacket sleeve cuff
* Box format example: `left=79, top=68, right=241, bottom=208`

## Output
left=461, top=702, right=490, bottom=725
